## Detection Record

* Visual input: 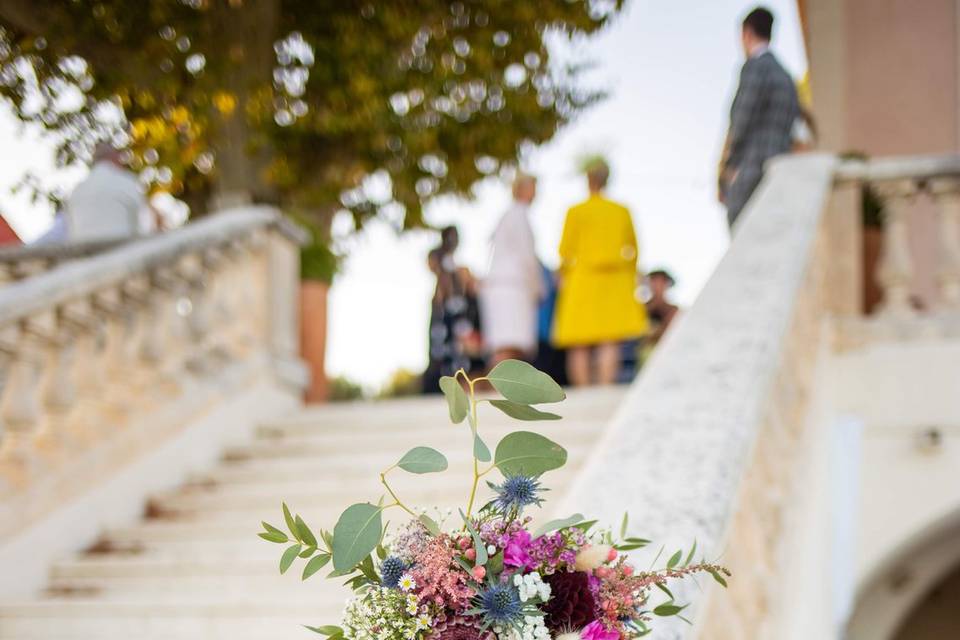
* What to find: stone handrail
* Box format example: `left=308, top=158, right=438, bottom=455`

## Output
left=561, top=154, right=843, bottom=638
left=0, top=207, right=306, bottom=542
left=0, top=238, right=130, bottom=283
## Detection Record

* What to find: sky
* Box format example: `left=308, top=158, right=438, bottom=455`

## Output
left=0, top=0, right=807, bottom=390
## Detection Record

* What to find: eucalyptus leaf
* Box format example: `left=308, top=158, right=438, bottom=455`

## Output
left=296, top=516, right=318, bottom=547
left=473, top=433, right=491, bottom=462
left=532, top=513, right=585, bottom=538
left=302, top=553, right=331, bottom=580
left=439, top=376, right=469, bottom=423
left=332, top=503, right=383, bottom=572
left=487, top=360, right=565, bottom=404
left=305, top=624, right=344, bottom=637
left=418, top=513, right=441, bottom=536
left=489, top=399, right=561, bottom=421
left=280, top=543, right=302, bottom=574
left=494, top=431, right=567, bottom=476
left=397, top=446, right=448, bottom=474
left=258, top=531, right=288, bottom=544
left=283, top=503, right=301, bottom=541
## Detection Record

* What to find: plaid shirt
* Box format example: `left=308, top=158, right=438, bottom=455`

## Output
left=724, top=51, right=799, bottom=173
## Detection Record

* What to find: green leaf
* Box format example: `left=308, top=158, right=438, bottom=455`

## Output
left=473, top=433, right=491, bottom=462
left=296, top=516, right=318, bottom=547
left=418, top=513, right=441, bottom=536
left=487, top=360, right=565, bottom=404
left=397, top=446, right=448, bottom=474
left=655, top=582, right=674, bottom=600
left=460, top=509, right=487, bottom=566
left=620, top=512, right=629, bottom=539
left=299, top=546, right=316, bottom=558
left=332, top=503, right=383, bottom=572
left=259, top=522, right=289, bottom=544
left=489, top=399, right=562, bottom=421
left=494, top=431, right=567, bottom=476
left=280, top=543, right=302, bottom=574
left=305, top=624, right=344, bottom=637
left=439, top=376, right=469, bottom=423
left=708, top=568, right=729, bottom=588
left=683, top=540, right=697, bottom=567
left=654, top=603, right=686, bottom=617
left=302, top=553, right=331, bottom=580
left=532, top=513, right=585, bottom=538
left=283, top=503, right=301, bottom=541
left=667, top=549, right=683, bottom=570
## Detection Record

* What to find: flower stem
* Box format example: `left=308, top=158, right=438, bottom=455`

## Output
left=465, top=375, right=481, bottom=517
left=380, top=469, right=417, bottom=517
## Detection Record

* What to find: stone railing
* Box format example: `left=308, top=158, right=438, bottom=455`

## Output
left=0, top=207, right=307, bottom=594
left=561, top=154, right=847, bottom=639
left=834, top=154, right=960, bottom=342
left=0, top=238, right=130, bottom=283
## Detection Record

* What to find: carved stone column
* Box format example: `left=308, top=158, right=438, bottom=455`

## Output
left=874, top=179, right=918, bottom=317
left=931, top=180, right=960, bottom=309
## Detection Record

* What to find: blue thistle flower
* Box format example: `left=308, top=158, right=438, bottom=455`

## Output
left=488, top=473, right=545, bottom=513
left=380, top=555, right=406, bottom=588
left=474, top=583, right=524, bottom=629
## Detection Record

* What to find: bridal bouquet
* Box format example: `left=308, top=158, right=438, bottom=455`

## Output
left=260, top=361, right=729, bottom=639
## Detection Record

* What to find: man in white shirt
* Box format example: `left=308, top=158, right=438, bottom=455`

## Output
left=480, top=173, right=543, bottom=366
left=65, top=143, right=156, bottom=242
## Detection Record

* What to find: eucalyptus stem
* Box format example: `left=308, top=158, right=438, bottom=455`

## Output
left=379, top=468, right=417, bottom=517
left=465, top=375, right=481, bottom=517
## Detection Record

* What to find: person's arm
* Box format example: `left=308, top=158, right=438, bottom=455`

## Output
left=723, top=59, right=766, bottom=173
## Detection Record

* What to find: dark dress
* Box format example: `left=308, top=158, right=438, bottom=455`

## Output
left=423, top=256, right=484, bottom=394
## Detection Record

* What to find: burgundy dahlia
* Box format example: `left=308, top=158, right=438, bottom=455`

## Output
left=429, top=616, right=495, bottom=640
left=543, top=570, right=597, bottom=632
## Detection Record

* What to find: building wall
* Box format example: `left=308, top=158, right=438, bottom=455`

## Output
left=845, top=0, right=958, bottom=155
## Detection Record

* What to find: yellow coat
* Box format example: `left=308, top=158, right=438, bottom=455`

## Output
left=552, top=195, right=648, bottom=347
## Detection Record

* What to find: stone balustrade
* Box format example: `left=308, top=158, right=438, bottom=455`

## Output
left=0, top=207, right=307, bottom=546
left=836, top=154, right=960, bottom=320
left=0, top=238, right=129, bottom=283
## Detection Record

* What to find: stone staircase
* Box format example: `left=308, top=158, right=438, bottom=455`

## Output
left=0, top=387, right=625, bottom=640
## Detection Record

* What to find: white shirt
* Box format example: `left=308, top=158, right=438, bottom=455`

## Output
left=485, top=201, right=542, bottom=297
left=66, top=162, right=149, bottom=242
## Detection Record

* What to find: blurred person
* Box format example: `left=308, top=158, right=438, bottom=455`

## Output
left=645, top=269, right=679, bottom=347
left=552, top=158, right=648, bottom=386
left=480, top=173, right=542, bottom=367
left=718, top=6, right=800, bottom=228
left=65, top=142, right=162, bottom=242
left=532, top=264, right=567, bottom=386
left=421, top=227, right=484, bottom=394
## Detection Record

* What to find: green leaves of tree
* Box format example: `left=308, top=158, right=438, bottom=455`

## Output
left=487, top=360, right=566, bottom=405
left=488, top=399, right=561, bottom=421
left=332, top=503, right=383, bottom=572
left=494, top=431, right=567, bottom=476
left=397, top=447, right=448, bottom=474
left=439, top=376, right=469, bottom=423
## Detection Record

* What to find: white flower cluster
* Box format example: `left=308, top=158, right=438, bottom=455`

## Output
left=494, top=614, right=551, bottom=640
left=341, top=586, right=429, bottom=640
left=513, top=571, right=551, bottom=603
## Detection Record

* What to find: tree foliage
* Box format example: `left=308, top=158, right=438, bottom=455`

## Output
left=0, top=0, right=623, bottom=277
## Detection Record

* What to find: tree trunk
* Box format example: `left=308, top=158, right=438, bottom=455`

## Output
left=209, top=0, right=279, bottom=209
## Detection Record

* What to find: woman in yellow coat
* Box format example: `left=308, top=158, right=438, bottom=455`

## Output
left=552, top=159, right=648, bottom=385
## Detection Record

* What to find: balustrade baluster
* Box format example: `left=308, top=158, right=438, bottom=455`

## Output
left=931, top=181, right=960, bottom=308
left=0, top=323, right=45, bottom=485
left=874, top=180, right=917, bottom=317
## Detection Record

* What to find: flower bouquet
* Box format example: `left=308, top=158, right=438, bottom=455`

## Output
left=260, top=361, right=729, bottom=639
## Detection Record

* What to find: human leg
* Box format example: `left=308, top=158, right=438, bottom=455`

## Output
left=566, top=346, right=591, bottom=387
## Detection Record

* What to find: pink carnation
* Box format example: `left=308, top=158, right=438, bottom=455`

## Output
left=581, top=621, right=620, bottom=640
left=503, top=530, right=533, bottom=570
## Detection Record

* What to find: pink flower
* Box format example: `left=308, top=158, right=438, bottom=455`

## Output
left=581, top=621, right=620, bottom=640
left=503, top=530, right=533, bottom=570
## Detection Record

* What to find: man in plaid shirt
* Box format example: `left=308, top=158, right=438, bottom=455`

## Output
left=719, top=7, right=800, bottom=228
